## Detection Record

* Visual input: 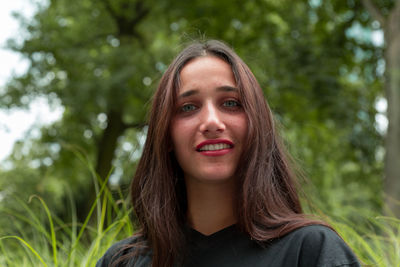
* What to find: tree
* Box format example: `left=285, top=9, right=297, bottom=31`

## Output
left=362, top=0, right=400, bottom=217
left=0, top=0, right=384, bottom=226
left=2, top=0, right=174, bottom=220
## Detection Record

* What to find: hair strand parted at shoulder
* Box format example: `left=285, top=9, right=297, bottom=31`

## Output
left=121, top=39, right=329, bottom=267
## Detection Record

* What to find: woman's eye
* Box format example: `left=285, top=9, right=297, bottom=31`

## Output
left=181, top=104, right=197, bottom=112
left=223, top=100, right=240, bottom=107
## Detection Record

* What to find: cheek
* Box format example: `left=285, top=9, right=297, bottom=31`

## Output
left=170, top=119, right=192, bottom=150
left=231, top=115, right=248, bottom=140
left=170, top=122, right=179, bottom=149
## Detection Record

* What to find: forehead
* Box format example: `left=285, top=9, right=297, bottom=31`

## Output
left=178, top=56, right=235, bottom=91
left=180, top=55, right=232, bottom=76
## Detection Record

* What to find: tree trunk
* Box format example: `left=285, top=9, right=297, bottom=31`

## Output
left=383, top=2, right=400, bottom=217
left=78, top=110, right=127, bottom=222
left=362, top=0, right=400, bottom=217
left=75, top=0, right=150, bottom=223
left=95, top=110, right=126, bottom=182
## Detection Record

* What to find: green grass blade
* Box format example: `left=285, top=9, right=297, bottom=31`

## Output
left=0, top=236, right=48, bottom=267
left=29, top=195, right=58, bottom=267
left=67, top=168, right=112, bottom=262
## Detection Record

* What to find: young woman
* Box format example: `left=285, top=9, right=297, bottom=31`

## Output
left=97, top=40, right=360, bottom=267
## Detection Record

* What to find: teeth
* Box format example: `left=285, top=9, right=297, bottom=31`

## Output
left=199, top=143, right=231, bottom=151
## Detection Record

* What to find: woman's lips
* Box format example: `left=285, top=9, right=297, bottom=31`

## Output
left=196, top=139, right=233, bottom=156
left=198, top=148, right=232, bottom=156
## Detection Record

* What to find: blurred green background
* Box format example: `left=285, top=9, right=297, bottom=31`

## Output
left=0, top=0, right=399, bottom=265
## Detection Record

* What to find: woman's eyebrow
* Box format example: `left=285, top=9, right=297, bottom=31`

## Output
left=216, top=85, right=238, bottom=93
left=178, top=86, right=238, bottom=99
left=178, top=89, right=198, bottom=99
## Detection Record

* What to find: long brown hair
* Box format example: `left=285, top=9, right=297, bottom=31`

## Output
left=126, top=40, right=324, bottom=267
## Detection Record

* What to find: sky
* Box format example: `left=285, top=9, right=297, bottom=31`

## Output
left=0, top=0, right=63, bottom=164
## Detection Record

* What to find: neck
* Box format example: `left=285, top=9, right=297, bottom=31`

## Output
left=185, top=178, right=237, bottom=236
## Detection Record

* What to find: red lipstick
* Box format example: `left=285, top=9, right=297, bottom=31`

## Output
left=196, top=139, right=233, bottom=156
left=196, top=139, right=233, bottom=150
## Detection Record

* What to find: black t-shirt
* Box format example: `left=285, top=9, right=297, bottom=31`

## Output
left=96, top=224, right=360, bottom=267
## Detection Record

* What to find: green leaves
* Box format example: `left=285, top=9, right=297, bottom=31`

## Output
left=0, top=0, right=387, bottom=233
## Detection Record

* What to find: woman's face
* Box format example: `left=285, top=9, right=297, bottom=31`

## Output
left=170, top=56, right=248, bottom=185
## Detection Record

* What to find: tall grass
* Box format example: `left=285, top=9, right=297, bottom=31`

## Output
left=1, top=191, right=398, bottom=266
left=0, top=146, right=135, bottom=267
left=0, top=176, right=135, bottom=266
left=0, top=147, right=398, bottom=267
left=332, top=215, right=400, bottom=266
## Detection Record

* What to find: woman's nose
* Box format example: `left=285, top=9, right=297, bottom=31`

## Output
left=199, top=102, right=225, bottom=134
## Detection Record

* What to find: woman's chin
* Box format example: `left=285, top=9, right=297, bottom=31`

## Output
left=185, top=170, right=237, bottom=185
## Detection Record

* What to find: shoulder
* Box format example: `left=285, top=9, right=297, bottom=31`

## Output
left=286, top=224, right=341, bottom=243
left=277, top=225, right=360, bottom=267
left=96, top=236, right=151, bottom=267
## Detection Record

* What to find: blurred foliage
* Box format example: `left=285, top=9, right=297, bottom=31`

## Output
left=0, top=0, right=391, bottom=233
